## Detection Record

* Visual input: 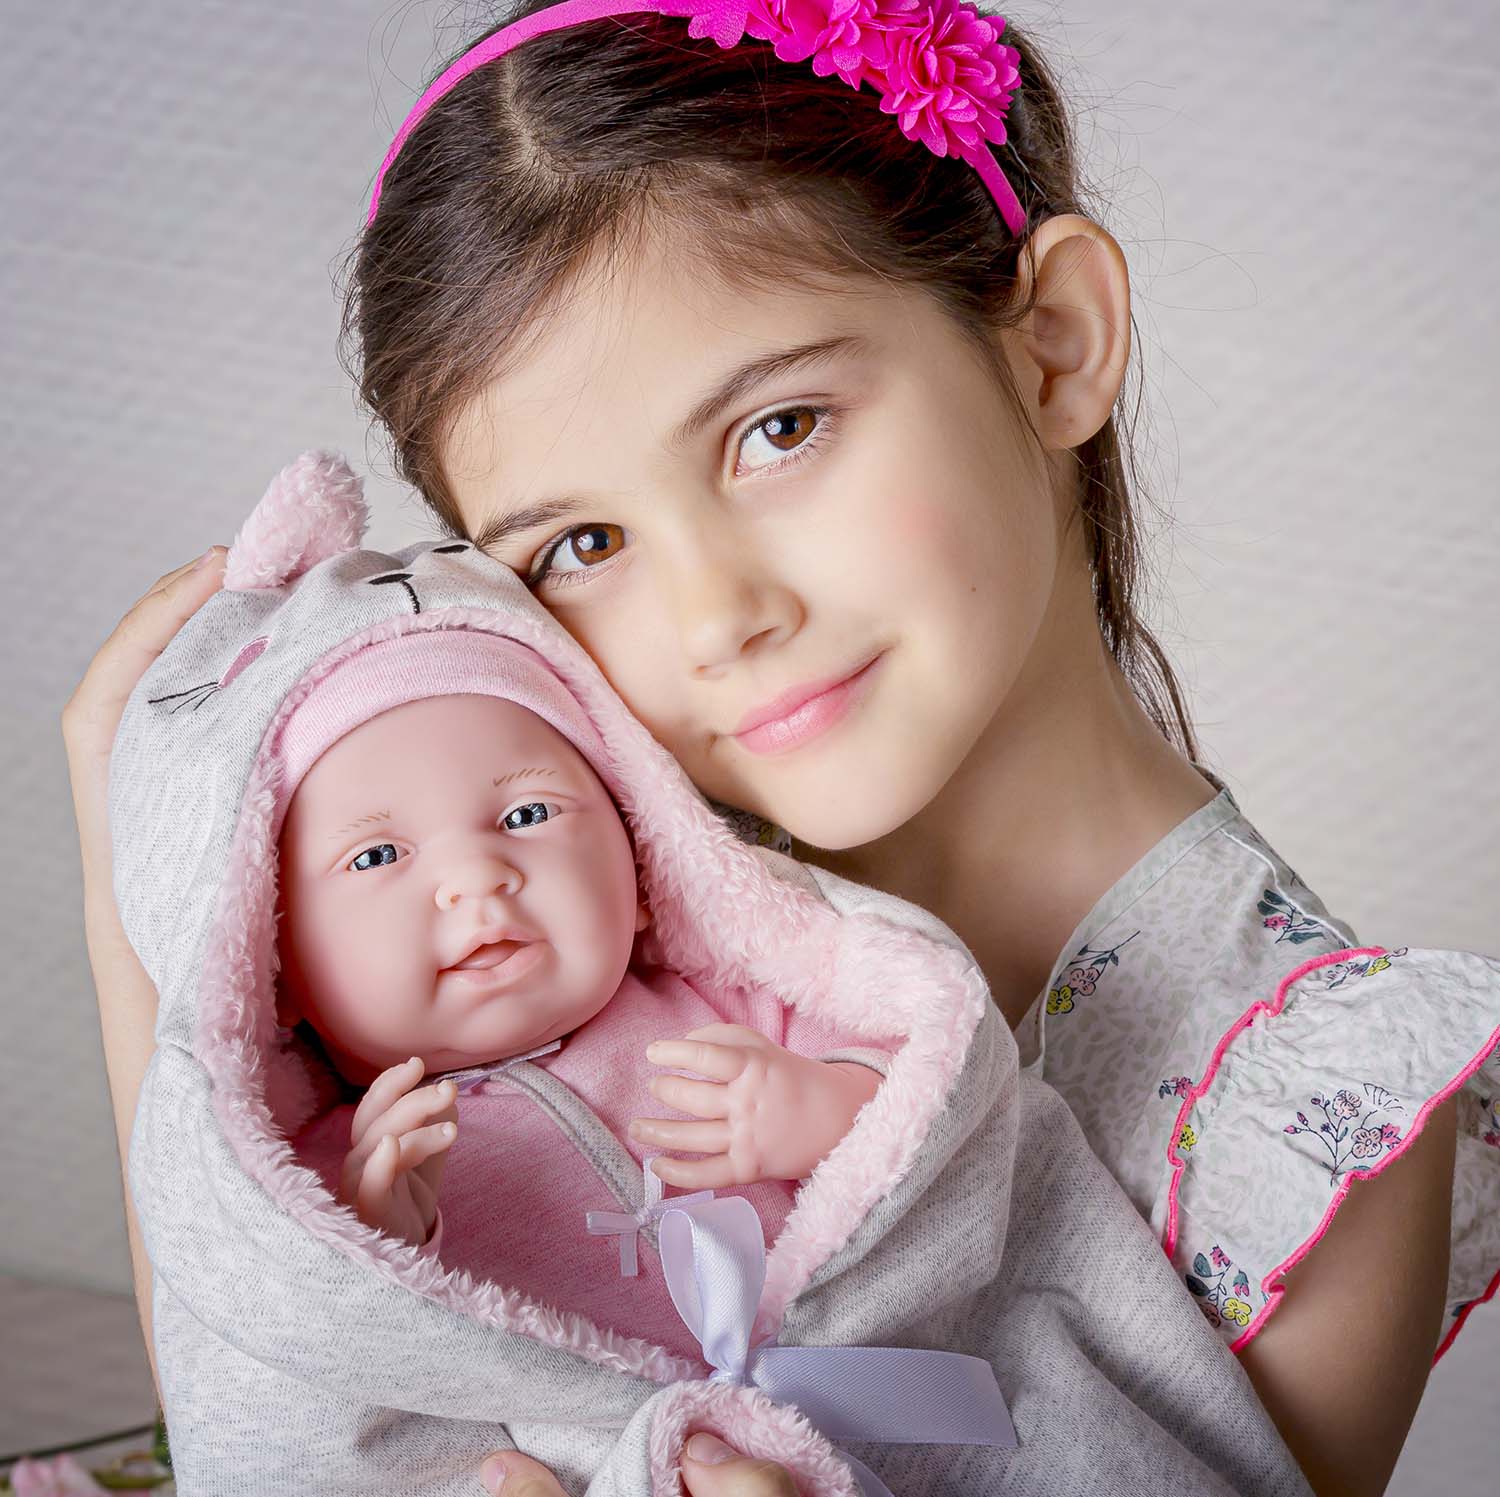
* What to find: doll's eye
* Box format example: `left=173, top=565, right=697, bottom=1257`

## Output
left=348, top=843, right=402, bottom=872
left=501, top=801, right=561, bottom=831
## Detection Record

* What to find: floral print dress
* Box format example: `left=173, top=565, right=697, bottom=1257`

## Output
left=715, top=770, right=1500, bottom=1360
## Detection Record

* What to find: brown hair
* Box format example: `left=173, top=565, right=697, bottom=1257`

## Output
left=337, top=3, right=1198, bottom=758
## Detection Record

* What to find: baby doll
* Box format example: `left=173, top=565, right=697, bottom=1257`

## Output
left=272, top=626, right=884, bottom=1351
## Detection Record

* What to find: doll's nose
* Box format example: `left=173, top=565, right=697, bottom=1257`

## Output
left=433, top=850, right=523, bottom=911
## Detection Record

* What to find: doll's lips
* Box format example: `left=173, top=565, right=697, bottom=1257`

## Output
left=440, top=940, right=549, bottom=994
left=448, top=940, right=528, bottom=971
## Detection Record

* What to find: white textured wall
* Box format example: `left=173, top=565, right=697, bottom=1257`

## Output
left=4, top=0, right=1495, bottom=1484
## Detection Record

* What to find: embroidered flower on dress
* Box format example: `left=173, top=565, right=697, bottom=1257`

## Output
left=1185, top=1244, right=1263, bottom=1333
left=1158, top=1074, right=1195, bottom=1099
left=1042, top=931, right=1139, bottom=1018
left=1255, top=888, right=1326, bottom=945
left=1222, top=1297, right=1252, bottom=1327
left=1283, top=1081, right=1406, bottom=1182
left=1178, top=1123, right=1197, bottom=1151
left=1318, top=948, right=1409, bottom=991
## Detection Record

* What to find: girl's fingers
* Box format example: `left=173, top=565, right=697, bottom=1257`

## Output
left=650, top=1153, right=740, bottom=1190
left=645, top=1038, right=747, bottom=1082
left=628, top=1116, right=731, bottom=1154
left=680, top=1435, right=799, bottom=1496
left=63, top=547, right=227, bottom=749
left=350, top=1057, right=425, bottom=1146
left=478, top=1451, right=570, bottom=1496
left=649, top=1074, right=731, bottom=1119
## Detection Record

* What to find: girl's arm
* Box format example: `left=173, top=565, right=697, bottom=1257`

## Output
left=1238, top=1094, right=1457, bottom=1497
left=62, top=545, right=230, bottom=1404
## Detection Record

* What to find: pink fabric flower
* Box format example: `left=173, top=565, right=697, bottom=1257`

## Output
left=1379, top=1122, right=1402, bottom=1145
left=661, top=0, right=1021, bottom=157
left=9, top=1454, right=103, bottom=1496
left=1350, top=1126, right=1383, bottom=1159
left=1331, top=1089, right=1362, bottom=1119
left=1263, top=914, right=1289, bottom=929
left=1210, top=1246, right=1230, bottom=1270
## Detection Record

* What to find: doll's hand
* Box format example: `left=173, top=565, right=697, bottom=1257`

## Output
left=339, top=1057, right=459, bottom=1249
left=631, top=1024, right=880, bottom=1188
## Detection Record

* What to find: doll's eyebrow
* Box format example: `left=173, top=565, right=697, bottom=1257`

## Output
left=494, top=767, right=559, bottom=787
left=328, top=810, right=391, bottom=842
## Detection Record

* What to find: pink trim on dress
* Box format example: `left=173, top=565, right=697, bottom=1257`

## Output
left=1162, top=946, right=1500, bottom=1362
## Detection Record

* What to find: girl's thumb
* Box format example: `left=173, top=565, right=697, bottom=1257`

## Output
left=478, top=1450, right=569, bottom=1495
left=680, top=1433, right=799, bottom=1496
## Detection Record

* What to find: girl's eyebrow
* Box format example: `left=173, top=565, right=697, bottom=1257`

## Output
left=470, top=330, right=874, bottom=551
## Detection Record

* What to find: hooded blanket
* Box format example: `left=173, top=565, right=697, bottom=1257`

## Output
left=110, top=451, right=1315, bottom=1497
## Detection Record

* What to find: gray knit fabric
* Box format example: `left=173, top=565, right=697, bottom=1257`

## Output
left=109, top=456, right=1312, bottom=1496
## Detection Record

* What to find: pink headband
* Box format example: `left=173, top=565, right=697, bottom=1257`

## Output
left=366, top=0, right=1026, bottom=236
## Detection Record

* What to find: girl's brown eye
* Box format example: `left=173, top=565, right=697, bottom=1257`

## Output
left=535, top=522, right=626, bottom=583
left=758, top=407, right=818, bottom=454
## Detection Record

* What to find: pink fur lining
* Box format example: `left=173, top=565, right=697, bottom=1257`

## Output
left=196, top=605, right=988, bottom=1389
left=1161, top=946, right=1500, bottom=1362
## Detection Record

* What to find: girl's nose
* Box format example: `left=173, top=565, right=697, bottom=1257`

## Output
left=664, top=526, right=801, bottom=675
left=433, top=849, right=523, bottom=911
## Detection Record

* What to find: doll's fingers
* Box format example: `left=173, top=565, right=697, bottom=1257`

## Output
left=393, top=1120, right=458, bottom=1172
left=355, top=1076, right=456, bottom=1152
left=350, top=1057, right=424, bottom=1146
left=679, top=1023, right=768, bottom=1050
left=628, top=1116, right=731, bottom=1153
left=645, top=1038, right=747, bottom=1082
left=649, top=1073, right=731, bottom=1119
left=650, top=1154, right=741, bottom=1190
left=354, top=1134, right=401, bottom=1220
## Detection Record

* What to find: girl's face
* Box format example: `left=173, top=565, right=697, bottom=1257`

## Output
left=441, top=224, right=1074, bottom=851
left=276, top=694, right=648, bottom=1085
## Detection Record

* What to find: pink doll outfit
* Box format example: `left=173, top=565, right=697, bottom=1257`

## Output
left=107, top=449, right=1323, bottom=1496
left=293, top=958, right=891, bottom=1361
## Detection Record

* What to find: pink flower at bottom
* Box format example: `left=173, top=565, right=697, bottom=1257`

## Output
left=10, top=1453, right=103, bottom=1496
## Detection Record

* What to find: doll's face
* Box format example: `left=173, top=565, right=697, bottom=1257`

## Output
left=275, top=694, right=648, bottom=1086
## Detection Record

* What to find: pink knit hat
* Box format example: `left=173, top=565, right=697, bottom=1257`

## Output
left=264, top=627, right=620, bottom=835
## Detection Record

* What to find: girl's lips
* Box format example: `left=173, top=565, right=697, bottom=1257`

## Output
left=732, top=651, right=886, bottom=757
left=441, top=941, right=547, bottom=990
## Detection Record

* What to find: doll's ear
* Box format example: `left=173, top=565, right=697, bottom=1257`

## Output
left=273, top=973, right=305, bottom=1030
left=222, top=449, right=368, bottom=591
left=634, top=897, right=652, bottom=933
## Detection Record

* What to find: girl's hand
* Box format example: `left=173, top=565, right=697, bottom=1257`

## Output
left=340, top=1058, right=459, bottom=1248
left=479, top=1435, right=799, bottom=1495
left=631, top=1024, right=880, bottom=1187
left=61, top=545, right=229, bottom=1404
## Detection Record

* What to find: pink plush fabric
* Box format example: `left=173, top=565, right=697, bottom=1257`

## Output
left=292, top=963, right=891, bottom=1359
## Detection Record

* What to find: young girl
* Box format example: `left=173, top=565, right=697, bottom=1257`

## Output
left=63, top=1, right=1497, bottom=1494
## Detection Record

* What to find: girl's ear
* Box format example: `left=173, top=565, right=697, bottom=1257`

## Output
left=222, top=449, right=368, bottom=591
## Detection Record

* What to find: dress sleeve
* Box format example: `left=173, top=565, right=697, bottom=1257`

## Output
left=1160, top=944, right=1500, bottom=1358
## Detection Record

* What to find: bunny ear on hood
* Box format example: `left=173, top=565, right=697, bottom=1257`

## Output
left=221, top=448, right=368, bottom=590
left=109, top=450, right=1008, bottom=1430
